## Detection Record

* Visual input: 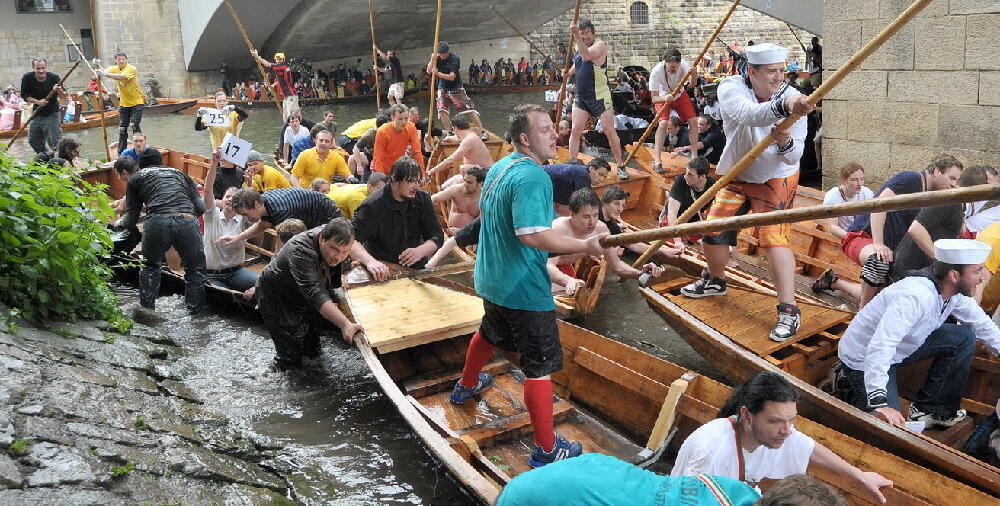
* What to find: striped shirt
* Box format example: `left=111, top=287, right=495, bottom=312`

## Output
left=261, top=187, right=342, bottom=228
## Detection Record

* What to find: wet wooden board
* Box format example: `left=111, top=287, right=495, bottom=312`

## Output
left=347, top=278, right=484, bottom=353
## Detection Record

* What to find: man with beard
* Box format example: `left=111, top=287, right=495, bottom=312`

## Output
left=431, top=165, right=484, bottom=234
left=352, top=156, right=443, bottom=269
left=673, top=372, right=892, bottom=504
left=837, top=239, right=1000, bottom=430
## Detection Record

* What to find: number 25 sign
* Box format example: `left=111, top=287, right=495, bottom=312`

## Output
left=203, top=108, right=231, bottom=127
left=220, top=133, right=251, bottom=167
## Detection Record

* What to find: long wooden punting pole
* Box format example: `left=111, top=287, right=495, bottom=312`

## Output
left=4, top=60, right=81, bottom=151
left=785, top=22, right=808, bottom=53
left=621, top=0, right=741, bottom=171
left=631, top=0, right=935, bottom=267
left=369, top=0, right=382, bottom=111
left=60, top=24, right=110, bottom=161
left=490, top=5, right=551, bottom=61
left=426, top=0, right=444, bottom=145
left=223, top=0, right=284, bottom=118
left=604, top=185, right=1000, bottom=248
left=553, top=0, right=582, bottom=136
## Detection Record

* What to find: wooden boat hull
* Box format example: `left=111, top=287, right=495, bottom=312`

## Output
left=0, top=110, right=119, bottom=139
left=343, top=276, right=997, bottom=504
left=145, top=98, right=198, bottom=115
left=640, top=279, right=1000, bottom=495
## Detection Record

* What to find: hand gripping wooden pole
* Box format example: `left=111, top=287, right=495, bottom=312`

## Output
left=603, top=185, right=1000, bottom=249
left=369, top=0, right=382, bottom=111
left=621, top=0, right=741, bottom=172
left=553, top=0, right=582, bottom=136
left=223, top=0, right=284, bottom=118
left=59, top=24, right=110, bottom=161
left=426, top=0, right=444, bottom=152
left=490, top=5, right=551, bottom=61
left=630, top=0, right=936, bottom=267
left=4, top=60, right=81, bottom=151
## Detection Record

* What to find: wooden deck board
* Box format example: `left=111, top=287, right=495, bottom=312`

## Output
left=419, top=373, right=527, bottom=433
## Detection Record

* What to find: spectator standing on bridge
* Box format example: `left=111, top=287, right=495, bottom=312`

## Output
left=97, top=52, right=146, bottom=155
left=20, top=57, right=67, bottom=154
left=251, top=49, right=298, bottom=120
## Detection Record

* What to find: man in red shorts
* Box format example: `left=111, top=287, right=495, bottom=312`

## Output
left=650, top=49, right=698, bottom=174
left=679, top=43, right=814, bottom=343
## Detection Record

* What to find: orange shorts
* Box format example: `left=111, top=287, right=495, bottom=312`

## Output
left=701, top=172, right=799, bottom=249
left=655, top=90, right=696, bottom=123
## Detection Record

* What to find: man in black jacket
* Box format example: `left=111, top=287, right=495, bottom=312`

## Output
left=113, top=150, right=207, bottom=313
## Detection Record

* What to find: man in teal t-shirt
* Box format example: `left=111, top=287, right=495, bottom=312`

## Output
left=450, top=104, right=605, bottom=469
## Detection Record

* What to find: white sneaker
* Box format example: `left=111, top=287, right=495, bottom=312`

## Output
left=908, top=405, right=968, bottom=429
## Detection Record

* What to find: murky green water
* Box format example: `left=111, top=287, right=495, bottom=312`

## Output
left=35, top=91, right=714, bottom=504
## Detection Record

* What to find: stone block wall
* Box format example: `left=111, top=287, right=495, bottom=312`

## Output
left=0, top=30, right=95, bottom=94
left=528, top=1, right=813, bottom=74
left=822, top=0, right=1000, bottom=189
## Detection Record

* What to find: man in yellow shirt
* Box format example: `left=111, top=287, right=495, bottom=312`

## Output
left=974, top=220, right=1000, bottom=317
left=290, top=129, right=350, bottom=188
left=97, top=52, right=146, bottom=154
left=327, top=172, right=387, bottom=219
left=243, top=150, right=291, bottom=192
left=195, top=90, right=248, bottom=149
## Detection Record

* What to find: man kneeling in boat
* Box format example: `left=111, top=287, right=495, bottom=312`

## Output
left=425, top=113, right=493, bottom=188
left=837, top=239, right=1000, bottom=429
left=673, top=371, right=892, bottom=503
left=547, top=187, right=663, bottom=295
left=543, top=158, right=610, bottom=217
left=256, top=218, right=365, bottom=370
left=431, top=165, right=484, bottom=235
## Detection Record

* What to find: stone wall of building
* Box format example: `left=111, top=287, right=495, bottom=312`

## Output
left=822, top=0, right=1000, bottom=189
left=528, top=1, right=813, bottom=74
left=0, top=3, right=94, bottom=94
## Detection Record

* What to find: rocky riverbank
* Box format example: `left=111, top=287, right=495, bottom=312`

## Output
left=0, top=313, right=294, bottom=504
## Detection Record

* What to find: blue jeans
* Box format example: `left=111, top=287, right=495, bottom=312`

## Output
left=207, top=267, right=258, bottom=292
left=843, top=323, right=976, bottom=417
left=139, top=215, right=206, bottom=312
left=28, top=111, right=61, bottom=154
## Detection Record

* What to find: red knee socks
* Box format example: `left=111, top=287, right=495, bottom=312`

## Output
left=524, top=378, right=555, bottom=451
left=459, top=331, right=495, bottom=388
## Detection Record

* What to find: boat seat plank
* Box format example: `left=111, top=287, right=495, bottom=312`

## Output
left=404, top=360, right=512, bottom=398
left=738, top=306, right=853, bottom=357
left=710, top=297, right=782, bottom=334
left=420, top=373, right=528, bottom=433
left=460, top=400, right=575, bottom=447
left=573, top=347, right=668, bottom=402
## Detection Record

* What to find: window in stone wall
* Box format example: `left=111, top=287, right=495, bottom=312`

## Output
left=16, top=0, right=73, bottom=13
left=630, top=1, right=649, bottom=25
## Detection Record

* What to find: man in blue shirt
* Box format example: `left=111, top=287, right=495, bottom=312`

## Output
left=450, top=104, right=605, bottom=468
left=118, top=132, right=146, bottom=160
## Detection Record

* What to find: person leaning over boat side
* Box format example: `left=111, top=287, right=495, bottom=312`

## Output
left=96, top=52, right=146, bottom=155
left=603, top=184, right=681, bottom=261
left=564, top=19, right=628, bottom=181
left=837, top=239, right=1000, bottom=430
left=250, top=49, right=298, bottom=120
left=431, top=165, right=484, bottom=234
left=679, top=43, right=814, bottom=343
left=202, top=149, right=258, bottom=298
left=20, top=57, right=67, bottom=154
left=547, top=188, right=663, bottom=295
left=351, top=157, right=443, bottom=269
left=659, top=156, right=717, bottom=247
left=117, top=132, right=149, bottom=161
left=374, top=45, right=406, bottom=106
left=450, top=104, right=607, bottom=468
left=425, top=113, right=493, bottom=187
left=327, top=172, right=386, bottom=220
left=649, top=48, right=699, bottom=173
left=243, top=150, right=291, bottom=192
left=256, top=218, right=365, bottom=371
left=291, top=130, right=351, bottom=188
left=194, top=90, right=248, bottom=150
left=496, top=453, right=847, bottom=506
left=426, top=41, right=483, bottom=133
left=112, top=150, right=207, bottom=314
left=372, top=104, right=424, bottom=176
left=543, top=158, right=610, bottom=217
left=675, top=115, right=727, bottom=166
left=672, top=371, right=892, bottom=503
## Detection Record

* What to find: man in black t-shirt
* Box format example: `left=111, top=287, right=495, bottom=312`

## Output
left=426, top=42, right=482, bottom=132
left=659, top=157, right=716, bottom=245
left=20, top=58, right=67, bottom=154
left=601, top=184, right=682, bottom=260
left=374, top=45, right=405, bottom=106
left=675, top=115, right=726, bottom=165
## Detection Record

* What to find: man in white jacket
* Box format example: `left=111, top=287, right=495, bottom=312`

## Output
left=679, top=43, right=814, bottom=342
left=838, top=239, right=1000, bottom=428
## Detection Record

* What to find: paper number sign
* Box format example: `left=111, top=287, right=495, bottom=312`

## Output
left=220, top=133, right=251, bottom=167
left=203, top=108, right=231, bottom=127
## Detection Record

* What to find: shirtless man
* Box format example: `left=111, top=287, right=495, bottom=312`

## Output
left=547, top=188, right=662, bottom=295
left=426, top=114, right=493, bottom=188
left=431, top=166, right=485, bottom=234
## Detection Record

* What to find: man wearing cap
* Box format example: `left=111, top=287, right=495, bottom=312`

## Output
left=244, top=150, right=292, bottom=192
left=251, top=49, right=298, bottom=120
left=838, top=239, right=1000, bottom=429
left=426, top=41, right=482, bottom=133
left=649, top=48, right=699, bottom=173
left=679, top=42, right=814, bottom=343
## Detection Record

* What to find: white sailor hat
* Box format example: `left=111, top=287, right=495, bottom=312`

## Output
left=934, top=239, right=992, bottom=265
left=746, top=43, right=789, bottom=65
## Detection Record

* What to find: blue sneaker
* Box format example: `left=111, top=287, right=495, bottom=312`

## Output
left=528, top=434, right=583, bottom=468
left=449, top=373, right=494, bottom=404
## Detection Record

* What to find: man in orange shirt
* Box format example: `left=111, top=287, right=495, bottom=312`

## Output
left=372, top=103, right=424, bottom=175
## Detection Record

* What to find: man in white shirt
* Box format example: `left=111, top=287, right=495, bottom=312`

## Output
left=649, top=49, right=699, bottom=174
left=838, top=239, right=1000, bottom=428
left=203, top=149, right=258, bottom=299
left=672, top=371, right=892, bottom=503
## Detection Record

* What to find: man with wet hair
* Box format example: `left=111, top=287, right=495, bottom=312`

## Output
left=673, top=371, right=892, bottom=503
left=256, top=218, right=366, bottom=370
left=426, top=113, right=493, bottom=186
left=352, top=156, right=443, bottom=269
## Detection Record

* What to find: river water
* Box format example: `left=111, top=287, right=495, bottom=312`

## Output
left=12, top=91, right=716, bottom=504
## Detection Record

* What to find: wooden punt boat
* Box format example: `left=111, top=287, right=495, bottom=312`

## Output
left=640, top=272, right=1000, bottom=495
left=145, top=98, right=199, bottom=115
left=0, top=109, right=120, bottom=139
left=341, top=275, right=997, bottom=504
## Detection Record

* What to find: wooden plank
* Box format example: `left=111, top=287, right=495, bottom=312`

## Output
left=573, top=346, right=669, bottom=402
left=375, top=322, right=480, bottom=354
left=460, top=400, right=575, bottom=447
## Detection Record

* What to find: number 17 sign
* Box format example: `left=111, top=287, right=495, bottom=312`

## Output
left=220, top=133, right=251, bottom=167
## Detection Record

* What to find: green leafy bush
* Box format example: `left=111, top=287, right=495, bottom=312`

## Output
left=0, top=153, right=130, bottom=331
